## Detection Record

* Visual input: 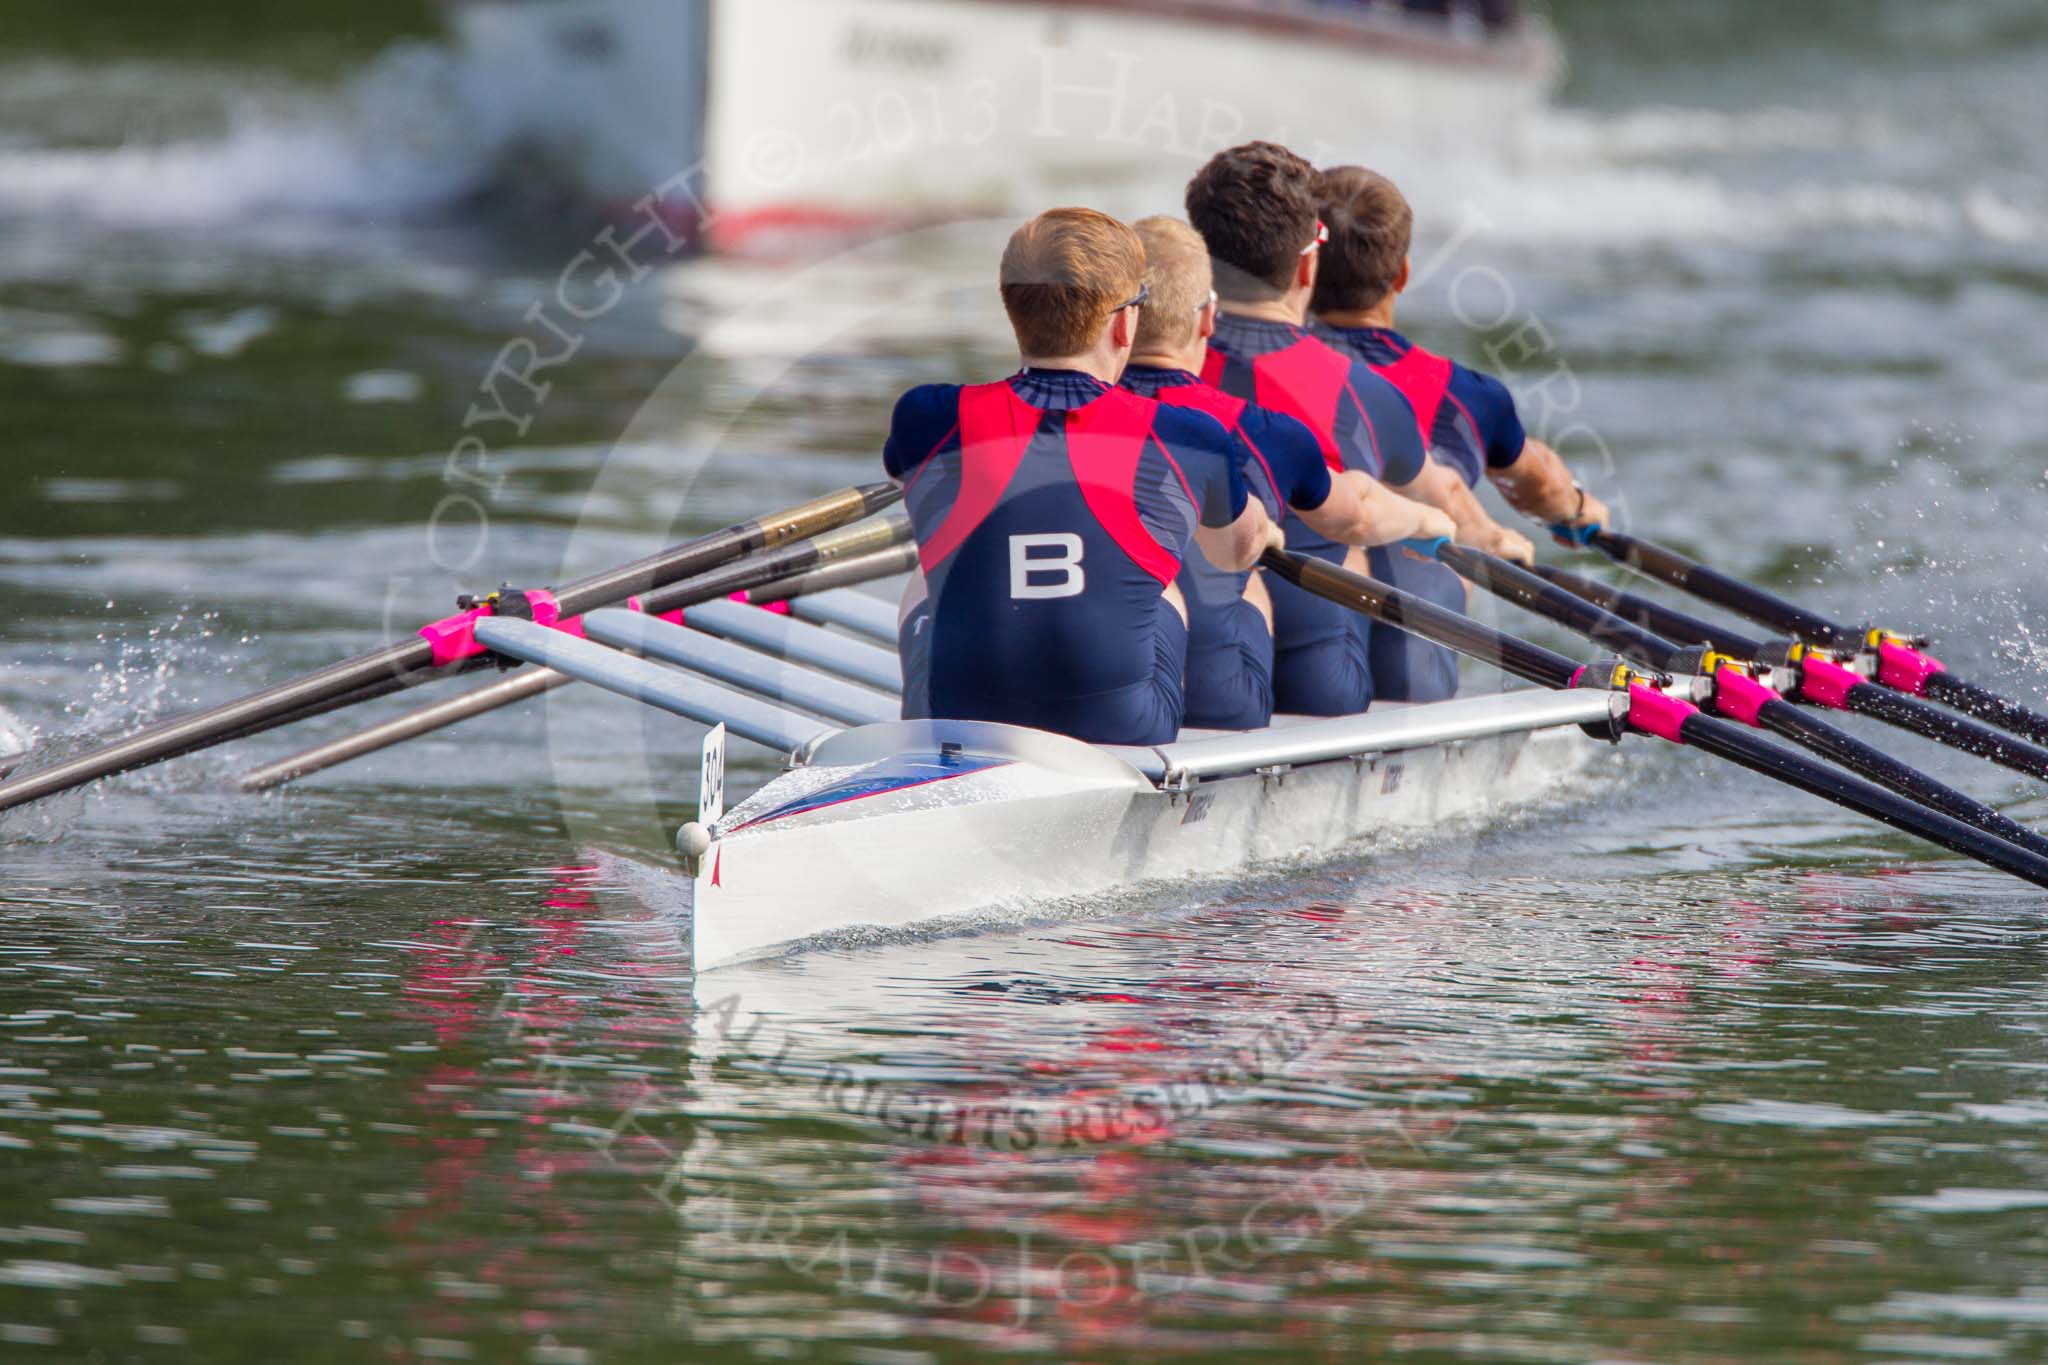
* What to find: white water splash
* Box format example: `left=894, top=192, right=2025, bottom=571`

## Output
left=0, top=44, right=503, bottom=227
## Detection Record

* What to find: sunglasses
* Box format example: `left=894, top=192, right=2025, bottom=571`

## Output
left=1115, top=281, right=1151, bottom=312
left=1196, top=288, right=1218, bottom=315
left=1300, top=220, right=1328, bottom=256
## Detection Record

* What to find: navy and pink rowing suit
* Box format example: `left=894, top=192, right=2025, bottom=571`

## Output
left=1322, top=324, right=1528, bottom=702
left=1119, top=364, right=1332, bottom=729
left=1202, top=315, right=1427, bottom=716
left=884, top=368, right=1247, bottom=746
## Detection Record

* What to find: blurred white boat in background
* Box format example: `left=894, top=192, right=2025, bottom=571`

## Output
left=439, top=0, right=1561, bottom=249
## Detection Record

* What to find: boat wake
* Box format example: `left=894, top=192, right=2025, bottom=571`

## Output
left=0, top=45, right=501, bottom=231
left=0, top=42, right=2036, bottom=258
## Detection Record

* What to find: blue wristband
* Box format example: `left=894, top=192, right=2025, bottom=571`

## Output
left=1549, top=521, right=1600, bottom=548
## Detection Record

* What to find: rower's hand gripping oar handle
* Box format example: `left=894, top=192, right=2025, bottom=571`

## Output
left=1548, top=520, right=1602, bottom=549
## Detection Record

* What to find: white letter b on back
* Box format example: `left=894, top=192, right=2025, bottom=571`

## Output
left=1009, top=533, right=1085, bottom=600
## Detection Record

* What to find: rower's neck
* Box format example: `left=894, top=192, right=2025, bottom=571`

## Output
left=1316, top=296, right=1399, bottom=331
left=1127, top=342, right=1204, bottom=377
left=1019, top=352, right=1125, bottom=385
left=1220, top=296, right=1305, bottom=326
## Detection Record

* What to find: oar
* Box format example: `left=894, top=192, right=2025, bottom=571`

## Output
left=237, top=518, right=913, bottom=792
left=1528, top=561, right=2048, bottom=784
left=746, top=540, right=917, bottom=606
left=1262, top=547, right=2048, bottom=889
left=1571, top=526, right=2048, bottom=748
left=0, top=483, right=901, bottom=814
left=1419, top=541, right=2048, bottom=861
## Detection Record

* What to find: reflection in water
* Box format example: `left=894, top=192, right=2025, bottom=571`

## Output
left=643, top=873, right=2048, bottom=1358
left=4, top=791, right=2048, bottom=1357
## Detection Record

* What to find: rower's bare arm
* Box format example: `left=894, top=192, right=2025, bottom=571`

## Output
left=1306, top=469, right=1456, bottom=547
left=1488, top=437, right=1611, bottom=533
left=1194, top=502, right=1274, bottom=573
left=1388, top=459, right=1533, bottom=564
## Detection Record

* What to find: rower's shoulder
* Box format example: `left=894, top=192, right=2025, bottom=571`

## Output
left=890, top=381, right=966, bottom=426
left=1148, top=399, right=1236, bottom=458
left=884, top=384, right=970, bottom=437
left=1445, top=360, right=1514, bottom=412
left=1238, top=402, right=1323, bottom=461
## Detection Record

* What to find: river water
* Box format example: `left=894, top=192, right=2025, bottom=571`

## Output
left=4, top=1, right=2048, bottom=1360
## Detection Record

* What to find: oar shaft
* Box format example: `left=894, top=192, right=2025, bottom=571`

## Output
left=1677, top=709, right=2048, bottom=888
left=1529, top=563, right=1768, bottom=659
left=1439, top=544, right=1683, bottom=673
left=1583, top=528, right=2048, bottom=759
left=0, top=483, right=899, bottom=814
left=237, top=516, right=912, bottom=791
left=635, top=512, right=909, bottom=617
left=1753, top=694, right=2048, bottom=860
left=1923, top=673, right=2048, bottom=749
left=1841, top=682, right=2048, bottom=783
left=240, top=670, right=569, bottom=793
left=1591, top=529, right=1862, bottom=651
left=1443, top=545, right=2048, bottom=856
left=1272, top=548, right=2048, bottom=888
left=549, top=484, right=897, bottom=616
left=743, top=542, right=918, bottom=607
left=1260, top=549, right=1582, bottom=690
left=1540, top=565, right=2048, bottom=784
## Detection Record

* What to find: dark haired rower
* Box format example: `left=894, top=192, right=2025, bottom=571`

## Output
left=1120, top=215, right=1450, bottom=729
left=1313, top=164, right=1609, bottom=701
left=1185, top=140, right=1501, bottom=717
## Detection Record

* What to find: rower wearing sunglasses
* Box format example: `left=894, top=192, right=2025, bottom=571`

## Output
left=885, top=207, right=1276, bottom=746
left=1185, top=141, right=1466, bottom=718
left=1119, top=215, right=1436, bottom=731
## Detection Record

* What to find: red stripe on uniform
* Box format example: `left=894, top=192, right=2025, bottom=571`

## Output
left=1252, top=338, right=1348, bottom=473
left=1372, top=343, right=1454, bottom=450
left=1160, top=380, right=1279, bottom=507
left=918, top=382, right=1038, bottom=573
left=1157, top=380, right=1248, bottom=434
left=1066, top=389, right=1182, bottom=587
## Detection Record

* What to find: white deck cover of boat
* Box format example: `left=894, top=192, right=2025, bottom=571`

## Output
left=1107, top=689, right=1620, bottom=782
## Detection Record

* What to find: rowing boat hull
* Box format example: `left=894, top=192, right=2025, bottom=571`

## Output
left=689, top=694, right=1609, bottom=970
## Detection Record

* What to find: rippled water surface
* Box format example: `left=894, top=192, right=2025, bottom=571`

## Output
left=5, top=0, right=2048, bottom=1359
